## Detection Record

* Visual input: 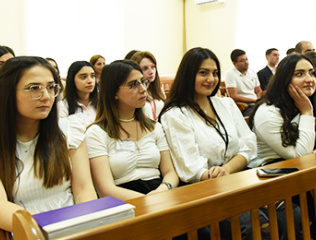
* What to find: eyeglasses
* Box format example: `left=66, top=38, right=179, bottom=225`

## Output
left=119, top=78, right=150, bottom=93
left=24, top=83, right=61, bottom=100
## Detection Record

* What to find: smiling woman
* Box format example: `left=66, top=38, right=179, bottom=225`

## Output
left=159, top=47, right=257, bottom=239
left=248, top=54, right=316, bottom=168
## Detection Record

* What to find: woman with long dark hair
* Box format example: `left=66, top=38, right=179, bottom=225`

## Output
left=85, top=60, right=178, bottom=200
left=159, top=47, right=256, bottom=183
left=248, top=54, right=316, bottom=168
left=58, top=61, right=98, bottom=127
left=0, top=57, right=97, bottom=232
left=159, top=47, right=257, bottom=239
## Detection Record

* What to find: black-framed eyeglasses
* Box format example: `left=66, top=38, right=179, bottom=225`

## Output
left=24, top=83, right=61, bottom=100
left=119, top=78, right=150, bottom=93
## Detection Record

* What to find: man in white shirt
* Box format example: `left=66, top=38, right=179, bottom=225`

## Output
left=225, top=49, right=262, bottom=116
left=257, top=48, right=279, bottom=91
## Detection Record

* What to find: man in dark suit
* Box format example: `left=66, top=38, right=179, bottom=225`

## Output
left=257, top=48, right=279, bottom=91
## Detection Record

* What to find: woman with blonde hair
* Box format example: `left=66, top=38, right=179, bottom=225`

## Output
left=131, top=51, right=165, bottom=121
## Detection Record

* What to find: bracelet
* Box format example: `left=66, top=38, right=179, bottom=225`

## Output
left=162, top=182, right=173, bottom=190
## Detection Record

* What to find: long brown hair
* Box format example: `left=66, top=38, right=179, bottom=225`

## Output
left=131, top=51, right=165, bottom=101
left=94, top=60, right=155, bottom=140
left=0, top=57, right=71, bottom=202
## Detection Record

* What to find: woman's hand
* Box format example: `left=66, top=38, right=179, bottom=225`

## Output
left=207, top=166, right=229, bottom=179
left=288, top=84, right=313, bottom=116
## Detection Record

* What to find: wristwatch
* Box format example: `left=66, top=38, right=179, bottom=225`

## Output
left=162, top=182, right=173, bottom=190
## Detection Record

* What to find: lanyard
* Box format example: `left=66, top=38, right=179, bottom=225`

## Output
left=149, top=97, right=157, bottom=121
left=198, top=99, right=229, bottom=156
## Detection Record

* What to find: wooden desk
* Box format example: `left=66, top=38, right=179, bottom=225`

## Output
left=12, top=154, right=316, bottom=240
left=128, top=154, right=316, bottom=217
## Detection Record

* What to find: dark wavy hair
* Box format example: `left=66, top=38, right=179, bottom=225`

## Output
left=94, top=60, right=155, bottom=140
left=159, top=47, right=221, bottom=121
left=64, top=61, right=98, bottom=114
left=0, top=56, right=70, bottom=202
left=249, top=54, right=316, bottom=147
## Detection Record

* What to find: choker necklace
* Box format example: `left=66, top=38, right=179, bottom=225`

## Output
left=119, top=116, right=135, bottom=122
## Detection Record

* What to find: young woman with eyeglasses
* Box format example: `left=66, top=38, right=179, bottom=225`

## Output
left=0, top=57, right=97, bottom=232
left=85, top=60, right=178, bottom=200
left=58, top=61, right=98, bottom=127
left=131, top=51, right=165, bottom=121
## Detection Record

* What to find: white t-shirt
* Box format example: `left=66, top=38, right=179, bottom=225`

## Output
left=13, top=116, right=86, bottom=213
left=248, top=103, right=315, bottom=167
left=85, top=122, right=169, bottom=185
left=58, top=100, right=96, bottom=127
left=160, top=96, right=257, bottom=183
left=225, top=68, right=260, bottom=100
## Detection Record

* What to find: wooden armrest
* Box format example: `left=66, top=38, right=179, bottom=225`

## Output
left=236, top=102, right=248, bottom=112
left=12, top=210, right=45, bottom=240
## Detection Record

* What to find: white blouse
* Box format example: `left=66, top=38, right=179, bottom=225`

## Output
left=161, top=96, right=257, bottom=183
left=58, top=100, right=96, bottom=127
left=248, top=103, right=315, bottom=167
left=85, top=122, right=169, bottom=185
left=13, top=116, right=85, bottom=213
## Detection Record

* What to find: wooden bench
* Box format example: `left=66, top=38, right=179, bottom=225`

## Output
left=9, top=154, right=316, bottom=240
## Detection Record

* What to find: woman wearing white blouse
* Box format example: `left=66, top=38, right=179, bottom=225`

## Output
left=248, top=54, right=316, bottom=167
left=159, top=47, right=257, bottom=184
left=0, top=57, right=97, bottom=232
left=159, top=47, right=257, bottom=239
left=85, top=60, right=178, bottom=201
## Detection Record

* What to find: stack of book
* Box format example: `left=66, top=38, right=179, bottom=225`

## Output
left=33, top=196, right=135, bottom=239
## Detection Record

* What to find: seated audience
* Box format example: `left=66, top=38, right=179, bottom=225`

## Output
left=257, top=48, right=279, bottom=91
left=0, top=57, right=97, bottom=232
left=58, top=61, right=98, bottom=127
left=225, top=49, right=262, bottom=116
left=89, top=54, right=106, bottom=86
left=159, top=47, right=256, bottom=239
left=85, top=60, right=178, bottom=201
left=131, top=51, right=165, bottom=121
left=295, top=41, right=315, bottom=54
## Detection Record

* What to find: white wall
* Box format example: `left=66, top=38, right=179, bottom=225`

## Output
left=185, top=0, right=316, bottom=75
left=2, top=0, right=316, bottom=77
left=0, top=0, right=183, bottom=77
